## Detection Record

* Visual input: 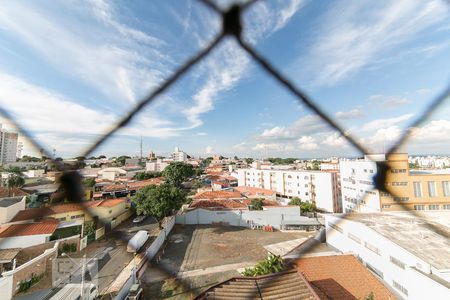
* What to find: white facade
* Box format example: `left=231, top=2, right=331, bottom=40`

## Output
left=0, top=197, right=26, bottom=225
left=237, top=168, right=340, bottom=213
left=172, top=146, right=187, bottom=162
left=340, top=158, right=381, bottom=213
left=146, top=159, right=169, bottom=172
left=0, top=125, right=18, bottom=165
left=0, top=234, right=51, bottom=249
left=176, top=206, right=321, bottom=230
left=325, top=213, right=450, bottom=300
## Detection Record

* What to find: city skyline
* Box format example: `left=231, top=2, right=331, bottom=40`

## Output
left=0, top=0, right=449, bottom=158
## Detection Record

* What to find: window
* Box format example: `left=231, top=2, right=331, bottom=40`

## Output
left=393, top=197, right=409, bottom=201
left=390, top=256, right=405, bottom=269
left=366, top=263, right=383, bottom=278
left=364, top=169, right=367, bottom=172
left=428, top=204, right=439, bottom=210
left=287, top=175, right=292, bottom=178
left=428, top=181, right=437, bottom=197
left=413, top=182, right=422, bottom=197
left=304, top=184, right=308, bottom=188
left=382, top=205, right=391, bottom=208
left=391, top=182, right=407, bottom=186
left=364, top=241, right=380, bottom=255
left=329, top=222, right=343, bottom=233
left=393, top=280, right=408, bottom=296
left=443, top=204, right=450, bottom=210
left=109, top=209, right=112, bottom=214
left=304, top=176, right=309, bottom=180
left=369, top=169, right=374, bottom=173
left=414, top=205, right=425, bottom=210
left=71, top=214, right=84, bottom=219
left=443, top=181, right=450, bottom=197
left=348, top=232, right=361, bottom=244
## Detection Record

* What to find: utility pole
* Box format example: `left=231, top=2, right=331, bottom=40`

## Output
left=81, top=254, right=86, bottom=299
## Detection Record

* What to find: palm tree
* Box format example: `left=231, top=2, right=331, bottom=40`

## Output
left=7, top=174, right=25, bottom=196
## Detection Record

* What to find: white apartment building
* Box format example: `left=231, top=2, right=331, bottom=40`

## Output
left=340, top=155, right=382, bottom=213
left=172, top=146, right=187, bottom=162
left=325, top=212, right=450, bottom=300
left=237, top=165, right=341, bottom=213
left=146, top=159, right=169, bottom=172
left=0, top=125, right=18, bottom=165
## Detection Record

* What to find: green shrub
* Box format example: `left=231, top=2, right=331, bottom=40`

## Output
left=242, top=253, right=285, bottom=277
left=18, top=274, right=43, bottom=293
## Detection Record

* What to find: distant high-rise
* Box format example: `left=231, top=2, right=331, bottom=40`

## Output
left=172, top=146, right=187, bottom=162
left=0, top=125, right=18, bottom=165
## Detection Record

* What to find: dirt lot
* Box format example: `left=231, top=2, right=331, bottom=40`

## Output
left=141, top=225, right=313, bottom=299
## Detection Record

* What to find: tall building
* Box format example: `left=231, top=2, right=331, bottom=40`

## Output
left=172, top=146, right=187, bottom=162
left=340, top=153, right=450, bottom=213
left=0, top=125, right=18, bottom=165
left=236, top=164, right=341, bottom=213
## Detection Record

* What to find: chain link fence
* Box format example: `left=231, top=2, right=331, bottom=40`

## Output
left=2, top=0, right=450, bottom=299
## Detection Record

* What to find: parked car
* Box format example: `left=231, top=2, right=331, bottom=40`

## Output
left=126, top=283, right=143, bottom=300
left=133, top=215, right=146, bottom=223
left=127, top=230, right=149, bottom=253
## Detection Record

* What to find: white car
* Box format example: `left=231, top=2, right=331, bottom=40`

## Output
left=133, top=215, right=146, bottom=223
left=126, top=283, right=143, bottom=300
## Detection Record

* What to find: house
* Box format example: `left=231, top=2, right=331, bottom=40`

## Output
left=95, top=178, right=163, bottom=199
left=193, top=190, right=244, bottom=201
left=294, top=254, right=397, bottom=300
left=325, top=212, right=450, bottom=299
left=10, top=198, right=129, bottom=228
left=0, top=196, right=26, bottom=225
left=0, top=220, right=59, bottom=249
left=234, top=186, right=276, bottom=200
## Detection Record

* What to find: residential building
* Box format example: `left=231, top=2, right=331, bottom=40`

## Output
left=234, top=186, right=276, bottom=200
left=172, top=146, right=187, bottom=162
left=0, top=220, right=59, bottom=249
left=340, top=153, right=450, bottom=212
left=0, top=125, right=18, bottom=165
left=236, top=166, right=341, bottom=213
left=325, top=212, right=450, bottom=299
left=146, top=159, right=169, bottom=172
left=0, top=196, right=26, bottom=225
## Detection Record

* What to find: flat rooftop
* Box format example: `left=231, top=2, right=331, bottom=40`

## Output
left=0, top=196, right=23, bottom=207
left=338, top=211, right=450, bottom=270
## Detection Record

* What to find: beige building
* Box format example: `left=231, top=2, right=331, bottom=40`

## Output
left=340, top=153, right=450, bottom=212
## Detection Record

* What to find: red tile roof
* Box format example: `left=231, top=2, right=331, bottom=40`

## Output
left=295, top=255, right=396, bottom=300
left=190, top=199, right=247, bottom=209
left=11, top=198, right=126, bottom=222
left=127, top=178, right=163, bottom=189
left=103, top=184, right=127, bottom=192
left=234, top=186, right=276, bottom=197
left=0, top=220, right=58, bottom=238
left=193, top=190, right=243, bottom=200
left=242, top=199, right=280, bottom=207
left=0, top=187, right=29, bottom=198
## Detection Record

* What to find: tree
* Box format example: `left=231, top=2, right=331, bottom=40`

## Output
left=7, top=174, right=25, bottom=196
left=233, top=156, right=238, bottom=160
left=132, top=184, right=186, bottom=228
left=162, top=162, right=195, bottom=187
left=245, top=158, right=254, bottom=165
left=300, top=202, right=316, bottom=213
left=288, top=197, right=301, bottom=206
left=250, top=198, right=263, bottom=210
left=115, top=155, right=131, bottom=166
left=98, top=155, right=106, bottom=159
left=133, top=172, right=162, bottom=180
left=82, top=177, right=96, bottom=187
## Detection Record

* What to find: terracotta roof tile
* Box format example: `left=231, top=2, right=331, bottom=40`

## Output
left=190, top=199, right=247, bottom=209
left=11, top=199, right=126, bottom=221
left=295, top=255, right=397, bottom=300
left=242, top=199, right=280, bottom=207
left=235, top=186, right=276, bottom=197
left=0, top=187, right=29, bottom=198
left=103, top=184, right=127, bottom=192
left=193, top=190, right=243, bottom=200
left=0, top=220, right=58, bottom=238
left=127, top=178, right=163, bottom=189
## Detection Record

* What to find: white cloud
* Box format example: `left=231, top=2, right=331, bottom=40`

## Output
left=184, top=0, right=305, bottom=129
left=335, top=108, right=364, bottom=119
left=259, top=115, right=329, bottom=141
left=361, top=114, right=413, bottom=132
left=0, top=1, right=167, bottom=104
left=322, top=133, right=349, bottom=148
left=297, top=136, right=318, bottom=150
left=369, top=95, right=410, bottom=108
left=300, top=0, right=448, bottom=86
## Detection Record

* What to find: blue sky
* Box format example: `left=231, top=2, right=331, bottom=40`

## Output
left=0, top=0, right=449, bottom=158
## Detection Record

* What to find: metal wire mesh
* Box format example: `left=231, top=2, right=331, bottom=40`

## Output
left=2, top=0, right=450, bottom=298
